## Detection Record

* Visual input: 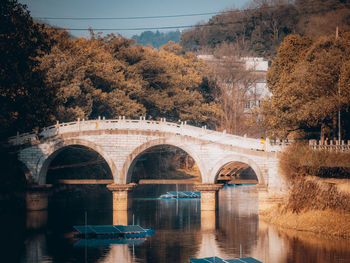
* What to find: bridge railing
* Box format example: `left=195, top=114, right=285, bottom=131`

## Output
left=309, top=139, right=350, bottom=151
left=8, top=118, right=281, bottom=152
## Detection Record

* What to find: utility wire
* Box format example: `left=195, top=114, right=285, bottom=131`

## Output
left=57, top=25, right=194, bottom=31
left=35, top=11, right=226, bottom=20
left=35, top=6, right=278, bottom=32
left=34, top=5, right=281, bottom=21
left=53, top=20, right=245, bottom=31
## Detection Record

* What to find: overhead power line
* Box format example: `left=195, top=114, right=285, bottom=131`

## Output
left=35, top=11, right=225, bottom=20
left=34, top=5, right=280, bottom=21
left=58, top=25, right=195, bottom=31
left=36, top=6, right=279, bottom=32
left=52, top=19, right=247, bottom=31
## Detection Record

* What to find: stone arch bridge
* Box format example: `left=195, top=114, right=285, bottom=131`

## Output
left=9, top=118, right=286, bottom=211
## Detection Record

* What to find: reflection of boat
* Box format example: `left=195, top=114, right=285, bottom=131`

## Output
left=159, top=193, right=175, bottom=199
left=159, top=191, right=200, bottom=199
left=74, top=238, right=146, bottom=247
left=189, top=256, right=262, bottom=263
left=73, top=225, right=155, bottom=239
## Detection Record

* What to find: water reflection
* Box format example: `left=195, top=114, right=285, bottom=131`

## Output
left=3, top=184, right=350, bottom=263
left=26, top=210, right=48, bottom=230
left=101, top=245, right=133, bottom=263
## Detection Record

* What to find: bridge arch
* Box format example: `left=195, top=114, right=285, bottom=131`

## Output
left=210, top=155, right=265, bottom=185
left=121, top=138, right=206, bottom=184
left=37, top=138, right=117, bottom=184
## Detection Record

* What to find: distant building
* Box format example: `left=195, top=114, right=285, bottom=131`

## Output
left=197, top=55, right=271, bottom=113
left=241, top=57, right=271, bottom=112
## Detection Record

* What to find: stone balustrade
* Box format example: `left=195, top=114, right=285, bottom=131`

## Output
left=8, top=117, right=280, bottom=152
left=309, top=139, right=350, bottom=151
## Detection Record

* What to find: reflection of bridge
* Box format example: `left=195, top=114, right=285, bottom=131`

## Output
left=9, top=118, right=286, bottom=211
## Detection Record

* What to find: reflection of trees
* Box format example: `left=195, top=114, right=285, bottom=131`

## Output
left=130, top=195, right=202, bottom=263
left=216, top=208, right=259, bottom=256
left=216, top=186, right=259, bottom=256
left=278, top=228, right=350, bottom=263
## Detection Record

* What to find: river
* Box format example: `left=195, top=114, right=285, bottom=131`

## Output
left=1, top=184, right=350, bottom=263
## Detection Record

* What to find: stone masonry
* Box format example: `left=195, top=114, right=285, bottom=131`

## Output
left=9, top=118, right=287, bottom=195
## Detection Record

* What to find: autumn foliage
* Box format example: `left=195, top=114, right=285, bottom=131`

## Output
left=0, top=1, right=222, bottom=139
left=262, top=33, right=350, bottom=139
left=180, top=0, right=350, bottom=58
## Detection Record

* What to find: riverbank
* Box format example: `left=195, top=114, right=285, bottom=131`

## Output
left=259, top=177, right=350, bottom=238
left=260, top=205, right=350, bottom=238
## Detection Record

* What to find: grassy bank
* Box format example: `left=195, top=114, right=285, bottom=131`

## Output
left=260, top=205, right=350, bottom=238
left=260, top=144, right=350, bottom=238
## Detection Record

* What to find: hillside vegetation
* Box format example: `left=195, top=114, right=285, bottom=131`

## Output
left=180, top=0, right=350, bottom=57
left=132, top=31, right=181, bottom=48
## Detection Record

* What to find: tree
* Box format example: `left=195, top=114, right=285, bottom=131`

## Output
left=39, top=33, right=146, bottom=122
left=0, top=0, right=56, bottom=137
left=133, top=42, right=222, bottom=126
left=200, top=43, right=263, bottom=136
left=262, top=33, right=350, bottom=139
left=180, top=0, right=350, bottom=58
left=39, top=34, right=222, bottom=127
left=132, top=30, right=181, bottom=48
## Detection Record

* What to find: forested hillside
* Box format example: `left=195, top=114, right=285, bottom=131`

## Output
left=180, top=0, right=350, bottom=57
left=132, top=30, right=181, bottom=48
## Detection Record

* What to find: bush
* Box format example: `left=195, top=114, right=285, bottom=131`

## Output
left=279, top=143, right=350, bottom=180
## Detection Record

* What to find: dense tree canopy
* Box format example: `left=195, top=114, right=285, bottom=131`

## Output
left=262, top=33, right=350, bottom=139
left=39, top=33, right=222, bottom=127
left=1, top=0, right=222, bottom=138
left=0, top=0, right=56, bottom=137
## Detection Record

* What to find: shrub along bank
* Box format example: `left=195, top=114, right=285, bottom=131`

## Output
left=260, top=143, right=350, bottom=238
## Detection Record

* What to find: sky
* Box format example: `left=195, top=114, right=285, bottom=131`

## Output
left=19, top=0, right=250, bottom=38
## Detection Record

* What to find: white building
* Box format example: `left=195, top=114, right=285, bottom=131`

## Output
left=198, top=55, right=271, bottom=113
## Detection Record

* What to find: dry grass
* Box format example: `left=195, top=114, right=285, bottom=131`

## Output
left=286, top=176, right=350, bottom=213
left=260, top=176, right=350, bottom=238
left=261, top=145, right=350, bottom=237
left=260, top=205, right=350, bottom=238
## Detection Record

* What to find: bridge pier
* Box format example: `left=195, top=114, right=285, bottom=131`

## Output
left=26, top=185, right=52, bottom=211
left=107, top=183, right=136, bottom=211
left=193, top=184, right=223, bottom=211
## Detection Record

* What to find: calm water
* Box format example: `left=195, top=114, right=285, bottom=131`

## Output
left=2, top=184, right=350, bottom=263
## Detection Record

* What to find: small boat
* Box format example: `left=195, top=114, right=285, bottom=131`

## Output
left=159, top=191, right=201, bottom=199
left=73, top=225, right=155, bottom=239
